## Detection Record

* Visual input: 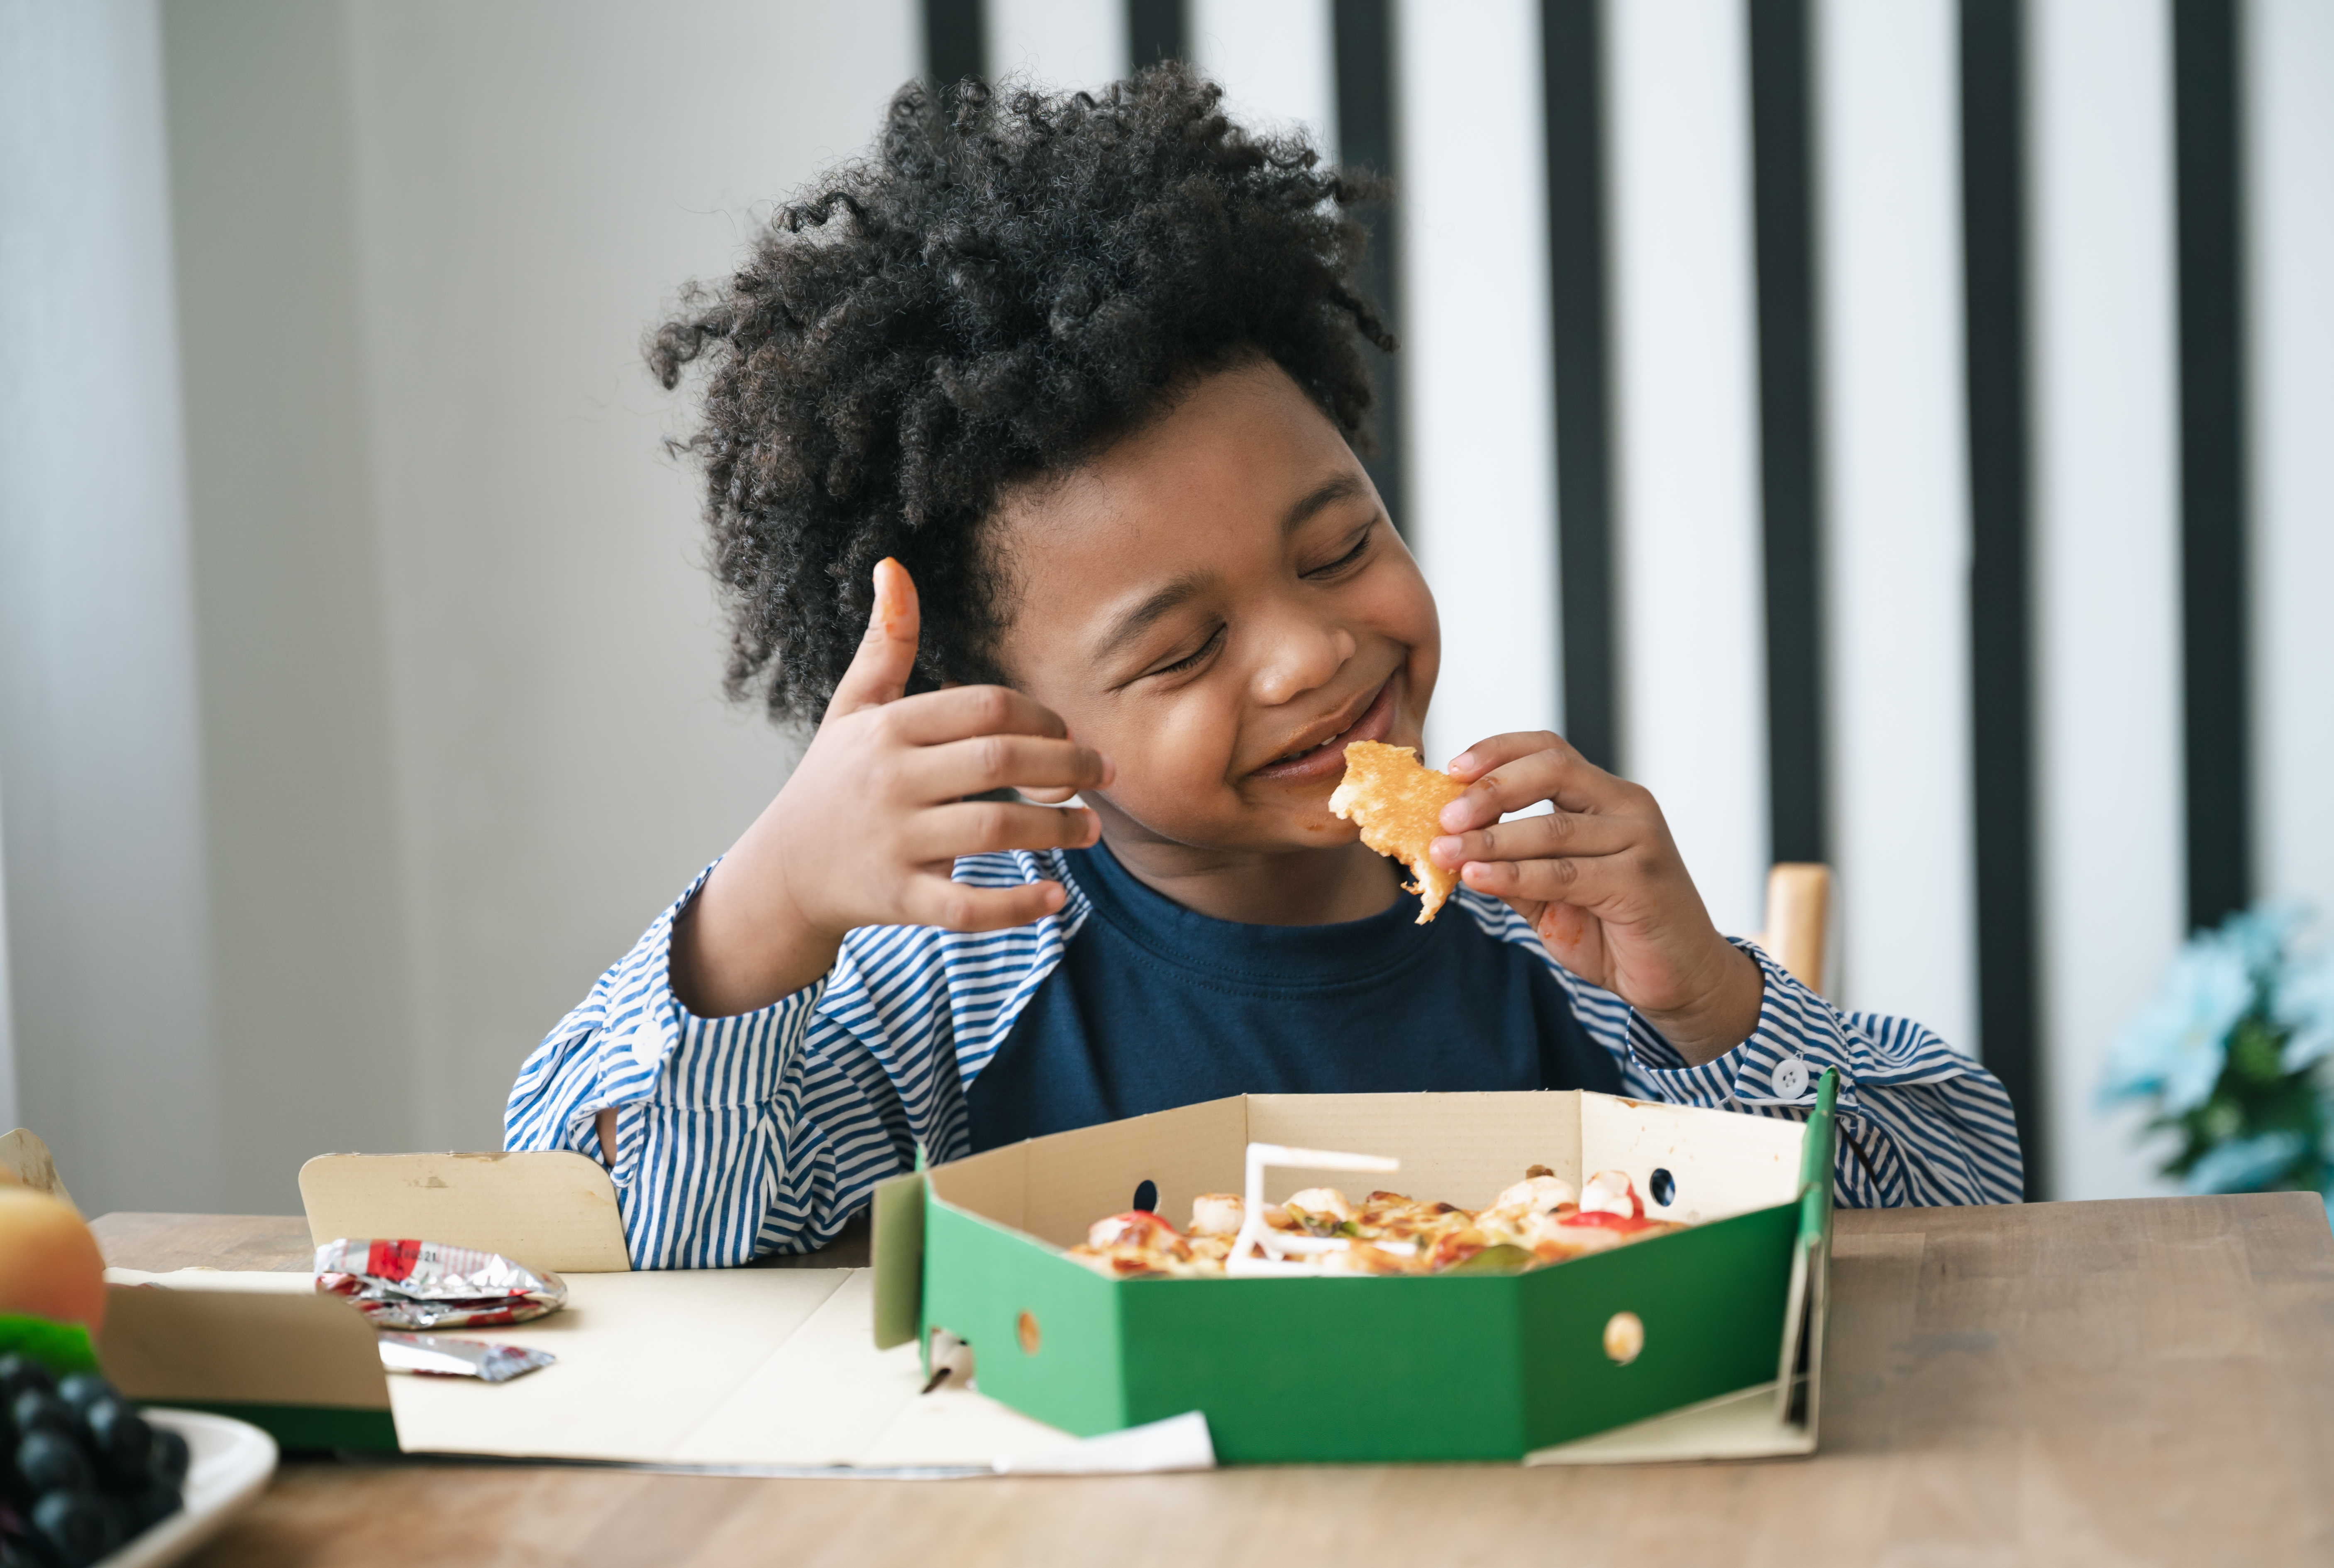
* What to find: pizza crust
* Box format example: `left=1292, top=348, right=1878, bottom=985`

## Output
left=1327, top=740, right=1468, bottom=923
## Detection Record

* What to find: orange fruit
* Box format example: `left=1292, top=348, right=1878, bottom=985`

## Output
left=0, top=1185, right=106, bottom=1330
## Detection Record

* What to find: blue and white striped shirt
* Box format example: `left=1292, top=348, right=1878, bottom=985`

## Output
left=506, top=850, right=2024, bottom=1268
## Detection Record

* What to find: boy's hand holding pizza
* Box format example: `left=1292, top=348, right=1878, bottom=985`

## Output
left=671, top=559, right=1111, bottom=1017
left=1428, top=733, right=1765, bottom=1067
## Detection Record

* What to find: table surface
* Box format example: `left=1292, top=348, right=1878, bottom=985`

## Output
left=94, top=1195, right=2334, bottom=1567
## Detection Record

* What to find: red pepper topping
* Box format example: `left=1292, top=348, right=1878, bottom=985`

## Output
left=1558, top=1210, right=1660, bottom=1233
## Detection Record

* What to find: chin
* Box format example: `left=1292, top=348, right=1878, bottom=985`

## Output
left=1271, top=802, right=1361, bottom=848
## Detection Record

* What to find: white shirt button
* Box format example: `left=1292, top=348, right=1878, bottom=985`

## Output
left=1769, top=1056, right=1811, bottom=1101
left=629, top=1014, right=664, bottom=1070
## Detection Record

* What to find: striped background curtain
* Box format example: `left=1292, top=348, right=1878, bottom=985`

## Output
left=933, top=0, right=2334, bottom=1202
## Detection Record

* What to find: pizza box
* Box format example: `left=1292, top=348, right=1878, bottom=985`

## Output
left=871, top=1074, right=1838, bottom=1465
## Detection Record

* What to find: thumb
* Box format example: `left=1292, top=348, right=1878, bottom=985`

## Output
left=828, top=558, right=920, bottom=716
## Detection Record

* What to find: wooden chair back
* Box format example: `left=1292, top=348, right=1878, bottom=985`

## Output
left=1754, top=863, right=1831, bottom=996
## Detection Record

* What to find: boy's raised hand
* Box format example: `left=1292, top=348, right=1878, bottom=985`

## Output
left=1427, top=733, right=1764, bottom=1067
left=669, top=559, right=1110, bottom=1018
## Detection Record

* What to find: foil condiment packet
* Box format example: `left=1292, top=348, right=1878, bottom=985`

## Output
left=314, top=1237, right=568, bottom=1330
left=376, top=1331, right=556, bottom=1383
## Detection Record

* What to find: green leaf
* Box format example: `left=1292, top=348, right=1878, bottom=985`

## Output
left=0, top=1315, right=100, bottom=1377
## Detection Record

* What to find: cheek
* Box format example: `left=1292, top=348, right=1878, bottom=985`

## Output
left=1090, top=684, right=1249, bottom=812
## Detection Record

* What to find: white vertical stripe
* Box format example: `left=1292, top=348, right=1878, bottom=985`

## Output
left=2246, top=0, right=2334, bottom=928
left=1190, top=0, right=1336, bottom=153
left=0, top=760, right=13, bottom=1129
left=2029, top=0, right=2185, bottom=1199
left=1603, top=0, right=1771, bottom=937
left=0, top=0, right=227, bottom=1211
left=986, top=0, right=1128, bottom=92
left=342, top=1, right=911, bottom=1152
left=1812, top=0, right=1978, bottom=1049
left=1395, top=0, right=1560, bottom=773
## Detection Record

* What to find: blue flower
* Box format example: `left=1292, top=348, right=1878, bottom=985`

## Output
left=2221, top=904, right=2302, bottom=975
left=2276, top=945, right=2334, bottom=1072
left=2102, top=930, right=2255, bottom=1114
left=2183, top=1130, right=2308, bottom=1194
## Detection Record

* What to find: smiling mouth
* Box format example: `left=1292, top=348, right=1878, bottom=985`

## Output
left=1251, top=677, right=1399, bottom=779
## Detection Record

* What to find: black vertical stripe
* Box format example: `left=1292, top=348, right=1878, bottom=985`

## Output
left=2174, top=0, right=2251, bottom=933
left=1127, top=0, right=1186, bottom=68
left=923, top=0, right=985, bottom=89
left=1748, top=0, right=1828, bottom=865
left=1333, top=0, right=1407, bottom=542
left=1542, top=0, right=1618, bottom=772
left=1959, top=0, right=2045, bottom=1198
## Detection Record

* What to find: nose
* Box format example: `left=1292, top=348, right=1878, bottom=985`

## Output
left=1251, top=615, right=1356, bottom=708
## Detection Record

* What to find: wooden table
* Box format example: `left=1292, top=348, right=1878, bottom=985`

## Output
left=94, top=1195, right=2334, bottom=1566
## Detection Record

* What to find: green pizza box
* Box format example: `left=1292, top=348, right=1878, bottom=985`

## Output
left=871, top=1075, right=1836, bottom=1465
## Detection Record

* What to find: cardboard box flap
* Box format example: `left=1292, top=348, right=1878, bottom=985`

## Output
left=870, top=1169, right=925, bottom=1351
left=100, top=1286, right=386, bottom=1409
left=0, top=1126, right=77, bottom=1213
left=298, top=1151, right=630, bottom=1273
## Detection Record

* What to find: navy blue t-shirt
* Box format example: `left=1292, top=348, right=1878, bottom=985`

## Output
left=965, top=843, right=1622, bottom=1150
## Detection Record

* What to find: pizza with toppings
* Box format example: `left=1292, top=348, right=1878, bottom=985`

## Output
left=1065, top=1167, right=1684, bottom=1279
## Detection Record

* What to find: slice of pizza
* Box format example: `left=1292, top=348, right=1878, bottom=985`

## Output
left=1066, top=1210, right=1197, bottom=1277
left=1328, top=740, right=1468, bottom=923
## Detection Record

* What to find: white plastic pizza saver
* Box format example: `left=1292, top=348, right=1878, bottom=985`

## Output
left=1224, top=1142, right=1403, bottom=1277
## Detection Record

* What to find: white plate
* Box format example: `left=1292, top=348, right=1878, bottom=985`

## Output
left=92, top=1409, right=280, bottom=1568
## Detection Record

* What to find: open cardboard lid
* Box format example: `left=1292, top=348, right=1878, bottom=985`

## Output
left=298, top=1151, right=630, bottom=1272
left=0, top=1126, right=77, bottom=1213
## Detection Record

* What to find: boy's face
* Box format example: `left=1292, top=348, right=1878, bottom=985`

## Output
left=990, top=359, right=1440, bottom=858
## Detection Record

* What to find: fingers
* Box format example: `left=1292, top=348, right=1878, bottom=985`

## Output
left=1438, top=731, right=1624, bottom=832
left=880, top=683, right=1086, bottom=748
left=899, top=873, right=1072, bottom=933
left=902, top=734, right=1112, bottom=803
left=828, top=559, right=922, bottom=716
left=1443, top=730, right=1563, bottom=782
left=1458, top=852, right=1652, bottom=910
left=900, top=800, right=1102, bottom=862
left=1426, top=808, right=1634, bottom=870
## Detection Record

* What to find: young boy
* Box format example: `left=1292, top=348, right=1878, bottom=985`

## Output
left=507, top=67, right=2021, bottom=1268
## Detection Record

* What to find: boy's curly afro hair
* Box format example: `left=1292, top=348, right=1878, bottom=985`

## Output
left=647, top=62, right=1395, bottom=727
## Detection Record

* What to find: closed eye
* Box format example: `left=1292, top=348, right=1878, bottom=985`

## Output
left=1302, top=521, right=1376, bottom=579
left=1146, top=623, right=1224, bottom=679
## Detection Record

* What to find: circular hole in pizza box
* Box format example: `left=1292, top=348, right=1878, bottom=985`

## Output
left=1132, top=1179, right=1158, bottom=1214
left=1604, top=1311, right=1645, bottom=1365
left=1648, top=1167, right=1676, bottom=1207
left=1017, top=1310, right=1041, bottom=1356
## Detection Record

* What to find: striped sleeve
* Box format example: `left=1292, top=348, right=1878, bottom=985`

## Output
left=505, top=851, right=1081, bottom=1269
left=503, top=861, right=831, bottom=1267
left=1459, top=893, right=2025, bottom=1206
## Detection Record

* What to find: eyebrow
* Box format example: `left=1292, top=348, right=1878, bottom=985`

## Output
left=1282, top=472, right=1373, bottom=536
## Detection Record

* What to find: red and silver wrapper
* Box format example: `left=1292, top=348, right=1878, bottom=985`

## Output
left=314, top=1238, right=568, bottom=1330
left=376, top=1331, right=556, bottom=1383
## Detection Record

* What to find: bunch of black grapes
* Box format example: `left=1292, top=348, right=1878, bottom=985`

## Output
left=0, top=1357, right=185, bottom=1568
